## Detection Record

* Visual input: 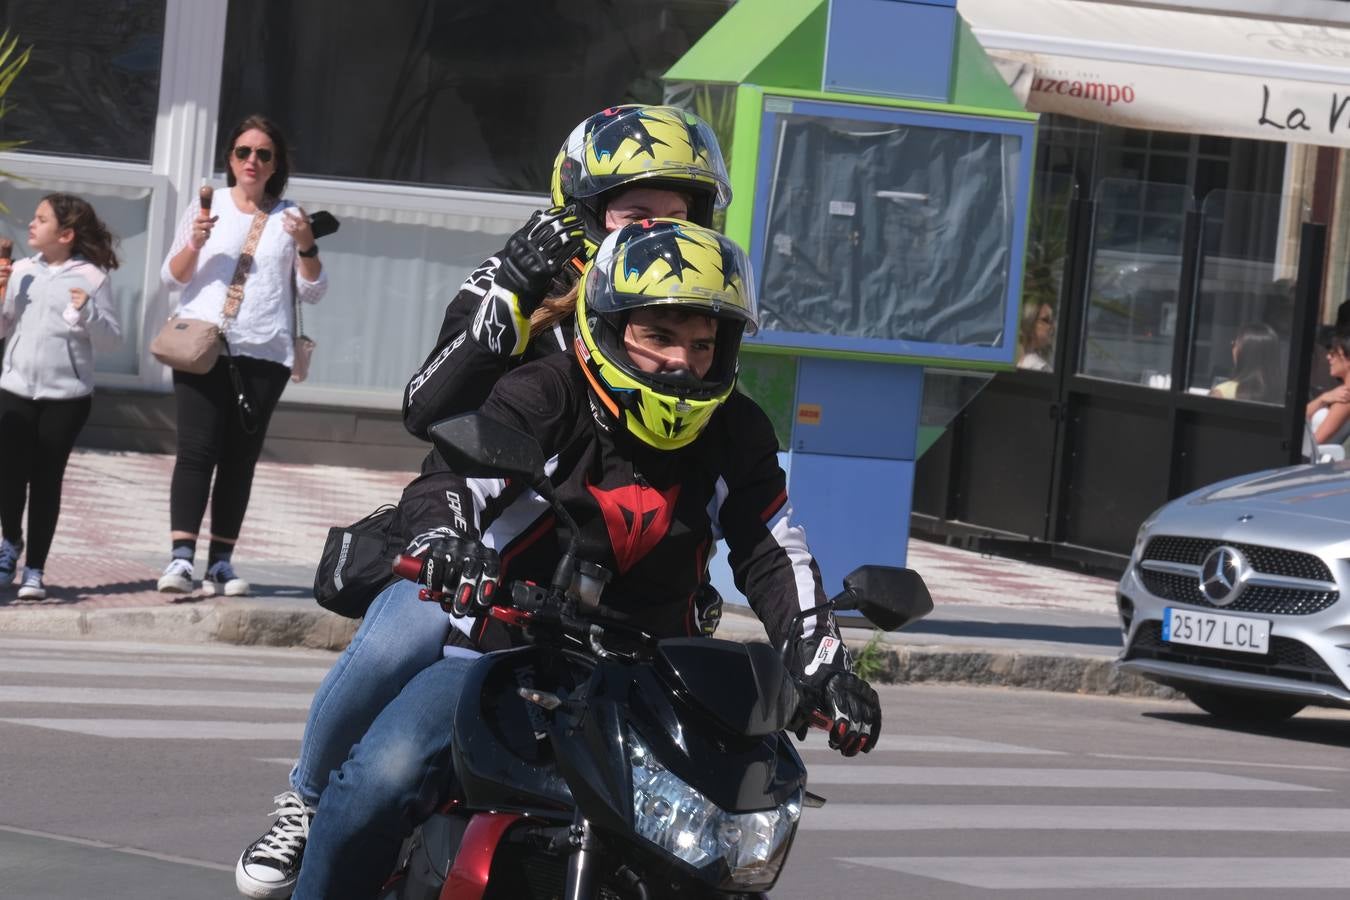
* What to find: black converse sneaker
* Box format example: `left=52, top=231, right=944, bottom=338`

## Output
left=235, top=790, right=314, bottom=899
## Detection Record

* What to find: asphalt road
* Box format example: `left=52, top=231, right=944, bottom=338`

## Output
left=2, top=635, right=1348, bottom=899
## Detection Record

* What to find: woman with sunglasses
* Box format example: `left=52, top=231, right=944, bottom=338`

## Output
left=157, top=115, right=327, bottom=597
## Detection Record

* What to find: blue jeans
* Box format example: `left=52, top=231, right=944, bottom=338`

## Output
left=292, top=653, right=478, bottom=900
left=290, top=579, right=451, bottom=806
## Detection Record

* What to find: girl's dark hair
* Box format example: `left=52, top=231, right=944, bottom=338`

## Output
left=223, top=114, right=292, bottom=198
left=42, top=193, right=119, bottom=270
left=1232, top=322, right=1281, bottom=402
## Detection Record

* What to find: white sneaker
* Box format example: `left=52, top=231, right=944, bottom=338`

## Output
left=202, top=560, right=250, bottom=597
left=16, top=568, right=45, bottom=600
left=157, top=558, right=195, bottom=593
left=235, top=790, right=313, bottom=899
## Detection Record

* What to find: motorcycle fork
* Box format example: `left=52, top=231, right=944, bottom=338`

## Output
left=563, top=812, right=599, bottom=900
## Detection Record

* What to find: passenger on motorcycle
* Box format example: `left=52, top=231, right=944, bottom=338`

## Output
left=289, top=220, right=883, bottom=900
left=235, top=106, right=733, bottom=900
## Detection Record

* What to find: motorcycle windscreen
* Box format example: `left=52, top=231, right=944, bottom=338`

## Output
left=654, top=638, right=799, bottom=738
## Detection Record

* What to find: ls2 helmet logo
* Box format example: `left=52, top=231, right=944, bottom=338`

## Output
left=1199, top=546, right=1249, bottom=606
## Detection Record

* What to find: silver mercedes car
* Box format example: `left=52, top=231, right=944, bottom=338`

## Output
left=1117, top=462, right=1350, bottom=723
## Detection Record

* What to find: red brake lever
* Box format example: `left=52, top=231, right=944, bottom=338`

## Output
left=490, top=606, right=533, bottom=628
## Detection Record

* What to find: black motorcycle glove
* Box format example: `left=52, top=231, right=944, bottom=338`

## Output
left=792, top=629, right=881, bottom=757
left=497, top=205, right=585, bottom=311
left=405, top=527, right=501, bottom=617
left=470, top=206, right=584, bottom=358
left=694, top=581, right=723, bottom=637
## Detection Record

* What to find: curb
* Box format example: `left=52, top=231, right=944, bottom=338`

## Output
left=0, top=602, right=1176, bottom=700
left=0, top=602, right=358, bottom=651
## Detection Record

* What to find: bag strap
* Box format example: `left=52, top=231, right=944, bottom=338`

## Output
left=221, top=197, right=276, bottom=322
left=293, top=271, right=304, bottom=337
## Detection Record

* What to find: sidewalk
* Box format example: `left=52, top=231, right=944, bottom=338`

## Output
left=0, top=448, right=1171, bottom=699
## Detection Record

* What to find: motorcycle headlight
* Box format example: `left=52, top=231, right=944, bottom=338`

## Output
left=627, top=727, right=800, bottom=888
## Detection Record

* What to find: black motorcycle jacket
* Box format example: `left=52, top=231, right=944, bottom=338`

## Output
left=397, top=353, right=841, bottom=655
left=402, top=248, right=577, bottom=440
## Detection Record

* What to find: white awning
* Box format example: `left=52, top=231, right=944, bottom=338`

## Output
left=961, top=0, right=1350, bottom=147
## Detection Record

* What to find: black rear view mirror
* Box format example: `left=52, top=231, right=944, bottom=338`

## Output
left=832, top=565, right=933, bottom=631
left=428, top=414, right=546, bottom=484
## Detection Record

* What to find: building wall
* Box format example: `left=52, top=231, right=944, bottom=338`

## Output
left=0, top=0, right=734, bottom=464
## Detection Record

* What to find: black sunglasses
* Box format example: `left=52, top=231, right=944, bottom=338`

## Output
left=233, top=145, right=274, bottom=164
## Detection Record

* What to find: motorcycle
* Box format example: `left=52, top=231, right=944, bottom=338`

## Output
left=380, top=413, right=933, bottom=900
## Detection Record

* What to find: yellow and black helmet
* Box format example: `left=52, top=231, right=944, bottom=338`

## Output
left=550, top=105, right=731, bottom=257
left=575, top=219, right=757, bottom=451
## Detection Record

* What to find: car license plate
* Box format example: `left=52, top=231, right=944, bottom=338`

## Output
left=1162, top=608, right=1270, bottom=655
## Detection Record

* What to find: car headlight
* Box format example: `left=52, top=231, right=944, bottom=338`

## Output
left=627, top=727, right=800, bottom=887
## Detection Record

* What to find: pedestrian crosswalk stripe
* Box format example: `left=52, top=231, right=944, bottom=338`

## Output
left=802, top=765, right=1319, bottom=791
left=1090, top=751, right=1349, bottom=773
left=0, top=686, right=313, bottom=709
left=0, top=657, right=328, bottom=682
left=834, top=856, right=1350, bottom=889
left=0, top=824, right=232, bottom=873
left=0, top=718, right=303, bottom=740
left=801, top=804, right=1350, bottom=831
left=0, top=636, right=333, bottom=661
left=794, top=734, right=1062, bottom=755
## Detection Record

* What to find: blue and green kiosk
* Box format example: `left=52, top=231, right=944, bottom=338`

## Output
left=665, top=0, right=1038, bottom=594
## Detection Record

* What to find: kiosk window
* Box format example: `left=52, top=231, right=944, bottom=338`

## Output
left=757, top=110, right=1021, bottom=346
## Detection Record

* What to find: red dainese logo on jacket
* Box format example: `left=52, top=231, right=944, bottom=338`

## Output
left=587, top=481, right=681, bottom=574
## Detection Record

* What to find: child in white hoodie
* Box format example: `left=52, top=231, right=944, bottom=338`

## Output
left=0, top=193, right=122, bottom=599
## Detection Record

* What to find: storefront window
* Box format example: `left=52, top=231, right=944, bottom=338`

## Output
left=0, top=0, right=165, bottom=162
left=219, top=0, right=732, bottom=191
left=1079, top=178, right=1191, bottom=387
left=1186, top=190, right=1301, bottom=404
left=1018, top=173, right=1075, bottom=373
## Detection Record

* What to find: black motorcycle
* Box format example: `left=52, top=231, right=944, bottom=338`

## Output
left=380, top=414, right=932, bottom=900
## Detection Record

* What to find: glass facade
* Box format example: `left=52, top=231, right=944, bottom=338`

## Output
left=218, top=0, right=733, bottom=192
left=0, top=0, right=165, bottom=162
left=1024, top=114, right=1294, bottom=392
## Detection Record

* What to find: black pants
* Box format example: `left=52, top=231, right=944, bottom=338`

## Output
left=170, top=355, right=290, bottom=544
left=0, top=389, right=92, bottom=570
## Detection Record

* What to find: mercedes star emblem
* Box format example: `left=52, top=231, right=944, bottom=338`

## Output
left=1199, top=545, right=1249, bottom=606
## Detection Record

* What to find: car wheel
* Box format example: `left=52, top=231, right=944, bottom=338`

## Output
left=1183, top=687, right=1306, bottom=723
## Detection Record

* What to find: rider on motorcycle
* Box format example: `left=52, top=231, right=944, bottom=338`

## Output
left=236, top=106, right=731, bottom=900
left=289, top=220, right=883, bottom=900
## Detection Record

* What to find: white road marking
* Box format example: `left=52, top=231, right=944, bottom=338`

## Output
left=795, top=734, right=1061, bottom=755
left=1090, top=751, right=1349, bottom=773
left=0, top=686, right=313, bottom=709
left=0, top=658, right=328, bottom=682
left=835, top=856, right=1350, bottom=889
left=0, top=824, right=231, bottom=872
left=802, top=804, right=1350, bottom=831
left=0, top=718, right=303, bottom=740
left=803, top=766, right=1319, bottom=791
left=0, top=636, right=334, bottom=660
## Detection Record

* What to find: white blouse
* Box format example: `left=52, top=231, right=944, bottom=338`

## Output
left=160, top=190, right=327, bottom=368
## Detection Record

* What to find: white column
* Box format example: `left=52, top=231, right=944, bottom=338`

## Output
left=145, top=0, right=229, bottom=386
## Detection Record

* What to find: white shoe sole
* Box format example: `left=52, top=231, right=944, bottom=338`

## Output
left=201, top=579, right=250, bottom=597
left=156, top=575, right=194, bottom=593
left=235, top=852, right=296, bottom=899
left=16, top=586, right=45, bottom=600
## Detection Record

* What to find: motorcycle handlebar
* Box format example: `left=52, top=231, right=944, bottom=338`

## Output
left=391, top=553, right=835, bottom=732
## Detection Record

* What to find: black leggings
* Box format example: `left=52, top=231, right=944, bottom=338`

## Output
left=0, top=389, right=92, bottom=570
left=170, top=355, right=290, bottom=543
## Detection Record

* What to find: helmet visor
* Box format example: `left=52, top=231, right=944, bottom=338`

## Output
left=586, top=221, right=758, bottom=335
left=566, top=108, right=732, bottom=210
